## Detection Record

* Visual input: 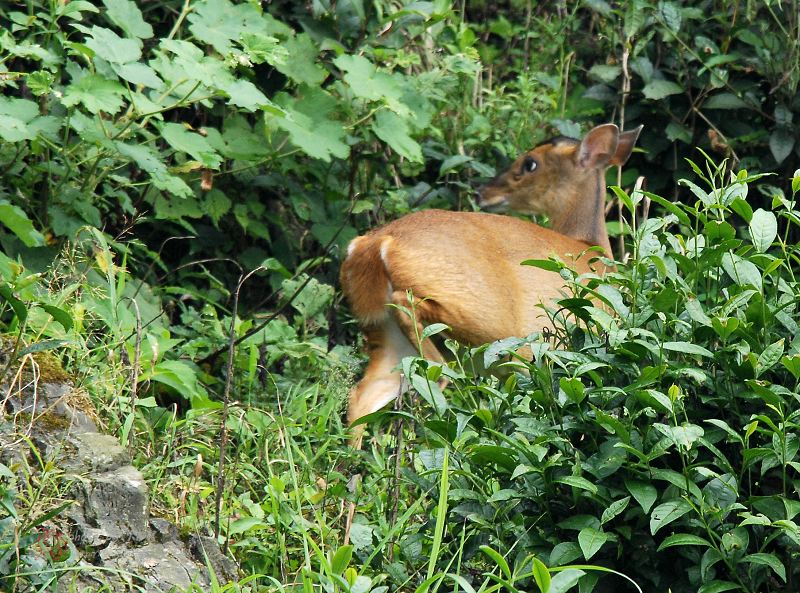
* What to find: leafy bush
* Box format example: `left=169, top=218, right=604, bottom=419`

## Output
left=384, top=161, right=800, bottom=593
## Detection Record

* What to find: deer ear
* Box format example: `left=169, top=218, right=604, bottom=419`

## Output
left=610, top=125, right=643, bottom=166
left=577, top=124, right=619, bottom=169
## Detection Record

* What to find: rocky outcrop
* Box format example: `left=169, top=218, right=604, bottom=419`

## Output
left=1, top=371, right=237, bottom=592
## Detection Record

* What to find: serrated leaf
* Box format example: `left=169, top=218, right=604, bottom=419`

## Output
left=578, top=527, right=608, bottom=560
left=721, top=252, right=762, bottom=291
left=62, top=74, right=126, bottom=114
left=334, top=54, right=408, bottom=116
left=114, top=141, right=193, bottom=197
left=663, top=341, right=713, bottom=358
left=601, top=496, right=630, bottom=524
left=749, top=208, right=777, bottom=252
left=102, top=0, right=153, bottom=39
left=205, top=189, right=231, bottom=225
left=555, top=475, right=598, bottom=494
left=273, top=33, right=327, bottom=86
left=187, top=0, right=265, bottom=56
left=657, top=1, right=681, bottom=31
left=0, top=200, right=46, bottom=247
left=372, top=110, right=422, bottom=163
left=650, top=499, right=692, bottom=535
left=654, top=423, right=704, bottom=449
left=85, top=25, right=142, bottom=63
left=657, top=533, right=712, bottom=551
left=743, top=553, right=786, bottom=582
left=642, top=79, right=683, bottom=100
left=161, top=123, right=222, bottom=169
left=111, top=62, right=163, bottom=89
left=757, top=339, right=784, bottom=375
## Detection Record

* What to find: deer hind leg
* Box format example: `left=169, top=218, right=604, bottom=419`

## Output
left=388, top=291, right=447, bottom=363
left=348, top=319, right=417, bottom=446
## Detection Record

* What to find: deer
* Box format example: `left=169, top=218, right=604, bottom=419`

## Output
left=340, top=123, right=642, bottom=444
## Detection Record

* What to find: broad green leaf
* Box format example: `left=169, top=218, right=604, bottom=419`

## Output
left=743, top=553, right=786, bottom=582
left=85, top=25, right=142, bottom=63
left=588, top=64, right=621, bottom=83
left=697, top=582, right=739, bottom=593
left=205, top=190, right=231, bottom=225
left=62, top=74, right=126, bottom=114
left=275, top=106, right=348, bottom=162
left=145, top=360, right=209, bottom=405
left=601, top=497, right=630, bottom=525
left=642, top=79, right=683, bottom=100
left=721, top=252, right=762, bottom=291
left=334, top=54, right=408, bottom=116
left=657, top=1, right=681, bottom=31
left=0, top=284, right=29, bottom=322
left=273, top=33, right=327, bottom=86
left=559, top=377, right=586, bottom=404
left=479, top=546, right=511, bottom=580
left=650, top=499, right=692, bottom=535
left=704, top=93, right=747, bottom=109
left=657, top=533, right=712, bottom=551
left=548, top=569, right=585, bottom=593
left=187, top=0, right=265, bottom=56
left=662, top=341, right=713, bottom=358
left=654, top=423, right=704, bottom=449
left=757, top=339, right=784, bottom=375
left=521, top=258, right=564, bottom=272
left=161, top=123, right=223, bottom=169
left=531, top=557, right=551, bottom=593
left=25, top=71, right=54, bottom=96
left=103, top=0, right=153, bottom=39
left=330, top=545, right=353, bottom=575
left=770, top=128, right=795, bottom=164
left=114, top=141, right=193, bottom=197
left=556, top=476, right=598, bottom=494
left=685, top=298, right=711, bottom=326
left=372, top=110, right=423, bottom=162
left=111, top=62, right=163, bottom=89
left=0, top=200, right=45, bottom=247
left=749, top=208, right=777, bottom=252
left=578, top=527, right=608, bottom=560
left=40, top=305, right=74, bottom=332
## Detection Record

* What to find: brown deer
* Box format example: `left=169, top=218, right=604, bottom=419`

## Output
left=340, top=123, right=642, bottom=443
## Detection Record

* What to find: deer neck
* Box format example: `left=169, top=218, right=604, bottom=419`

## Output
left=549, top=172, right=612, bottom=257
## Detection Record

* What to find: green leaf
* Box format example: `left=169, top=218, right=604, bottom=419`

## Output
left=41, top=305, right=75, bottom=332
left=145, top=360, right=210, bottom=406
left=275, top=108, right=348, bottom=163
left=548, top=569, right=585, bottom=593
left=161, top=123, right=223, bottom=169
left=743, top=553, right=786, bottom=582
left=334, top=54, right=408, bottom=115
left=698, top=582, right=739, bottom=593
left=273, top=33, right=327, bottom=86
left=330, top=545, right=353, bottom=575
left=0, top=283, right=29, bottom=323
left=114, top=141, right=193, bottom=198
left=62, top=74, right=126, bottom=114
left=749, top=208, right=777, bottom=252
left=757, top=339, right=784, bottom=375
left=85, top=25, right=142, bottom=63
left=111, top=62, right=163, bottom=89
left=721, top=252, right=762, bottom=291
left=372, top=110, right=423, bottom=163
left=102, top=0, right=153, bottom=39
left=662, top=341, right=713, bottom=358
left=770, top=128, right=795, bottom=164
left=187, top=0, right=265, bottom=56
left=555, top=476, right=598, bottom=494
left=601, top=497, right=630, bottom=525
left=0, top=200, right=46, bottom=247
left=559, top=377, right=586, bottom=404
left=642, top=79, right=683, bottom=100
left=650, top=499, right=692, bottom=535
left=479, top=546, right=511, bottom=580
left=578, top=527, right=608, bottom=560
left=657, top=1, right=681, bottom=31
left=654, top=423, right=704, bottom=449
left=521, top=259, right=564, bottom=272
left=531, top=557, right=551, bottom=593
left=704, top=93, right=747, bottom=109
left=657, top=533, right=712, bottom=551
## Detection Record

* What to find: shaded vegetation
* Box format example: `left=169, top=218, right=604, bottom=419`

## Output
left=1, top=1, right=800, bottom=592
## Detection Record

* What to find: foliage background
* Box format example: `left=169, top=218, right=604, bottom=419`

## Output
left=1, top=1, right=800, bottom=592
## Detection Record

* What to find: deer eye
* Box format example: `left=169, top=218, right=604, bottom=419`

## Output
left=521, top=156, right=538, bottom=174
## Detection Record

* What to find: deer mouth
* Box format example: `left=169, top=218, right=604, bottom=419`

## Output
left=477, top=194, right=509, bottom=212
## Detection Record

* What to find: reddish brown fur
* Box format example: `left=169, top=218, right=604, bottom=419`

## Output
left=340, top=124, right=642, bottom=444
